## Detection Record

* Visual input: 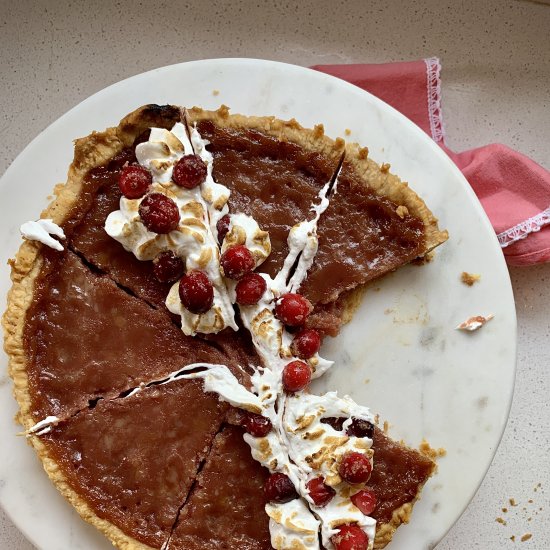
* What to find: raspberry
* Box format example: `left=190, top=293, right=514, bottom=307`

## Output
left=178, top=270, right=214, bottom=314
left=118, top=165, right=152, bottom=199
left=282, top=361, right=311, bottom=392
left=235, top=273, right=267, bottom=305
left=331, top=524, right=369, bottom=550
left=306, top=477, right=335, bottom=507
left=139, top=193, right=180, bottom=234
left=216, top=214, right=231, bottom=243
left=291, top=328, right=321, bottom=359
left=220, top=245, right=255, bottom=280
left=351, top=489, right=377, bottom=516
left=274, top=294, right=312, bottom=327
left=172, top=154, right=207, bottom=189
left=152, top=251, right=185, bottom=283
left=243, top=412, right=272, bottom=437
left=338, top=452, right=372, bottom=484
left=264, top=473, right=298, bottom=503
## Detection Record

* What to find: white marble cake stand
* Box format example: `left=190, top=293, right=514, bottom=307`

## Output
left=0, top=59, right=516, bottom=550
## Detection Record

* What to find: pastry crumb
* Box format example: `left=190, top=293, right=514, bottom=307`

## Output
left=496, top=517, right=507, bottom=525
left=364, top=378, right=370, bottom=385
left=380, top=162, right=390, bottom=173
left=419, top=440, right=446, bottom=460
left=528, top=499, right=533, bottom=503
left=358, top=147, right=369, bottom=160
left=460, top=272, right=481, bottom=286
left=511, top=535, right=516, bottom=542
left=510, top=498, right=518, bottom=507
left=344, top=128, right=351, bottom=136
left=502, top=507, right=508, bottom=513
left=383, top=420, right=390, bottom=433
left=212, top=89, right=220, bottom=96
left=456, top=314, right=494, bottom=332
left=521, top=534, right=532, bottom=542
left=396, top=205, right=409, bottom=219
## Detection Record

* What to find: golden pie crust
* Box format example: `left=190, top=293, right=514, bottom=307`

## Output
left=2, top=104, right=444, bottom=550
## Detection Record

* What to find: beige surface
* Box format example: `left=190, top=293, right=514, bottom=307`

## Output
left=1, top=0, right=549, bottom=548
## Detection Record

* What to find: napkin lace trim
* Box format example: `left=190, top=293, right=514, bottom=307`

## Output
left=425, top=57, right=445, bottom=144
left=497, top=206, right=550, bottom=248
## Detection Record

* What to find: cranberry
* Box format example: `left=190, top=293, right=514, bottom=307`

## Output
left=264, top=473, right=298, bottom=503
left=331, top=524, right=369, bottom=550
left=139, top=193, right=180, bottom=234
left=351, top=489, right=377, bottom=516
left=339, top=452, right=372, bottom=484
left=291, top=328, right=321, bottom=359
left=172, top=154, right=207, bottom=189
left=152, top=251, right=185, bottom=283
left=347, top=418, right=375, bottom=439
left=216, top=214, right=231, bottom=243
left=243, top=412, right=272, bottom=437
left=282, top=361, right=311, bottom=393
left=178, top=270, right=214, bottom=314
left=274, top=293, right=312, bottom=327
left=306, top=477, right=335, bottom=507
left=235, top=273, right=267, bottom=305
left=220, top=245, right=255, bottom=280
left=118, top=165, right=152, bottom=199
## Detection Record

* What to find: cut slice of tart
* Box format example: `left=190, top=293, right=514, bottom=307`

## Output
left=37, top=378, right=227, bottom=550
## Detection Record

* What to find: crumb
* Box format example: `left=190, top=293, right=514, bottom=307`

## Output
left=520, top=534, right=532, bottom=542
left=383, top=420, right=390, bottom=433
left=456, top=314, right=494, bottom=332
left=212, top=89, right=220, bottom=96
left=344, top=128, right=351, bottom=136
left=528, top=499, right=533, bottom=503
left=380, top=162, right=390, bottom=173
left=527, top=517, right=532, bottom=521
left=364, top=378, right=370, bottom=385
left=7, top=258, right=16, bottom=268
left=510, top=498, right=518, bottom=507
left=510, top=535, right=516, bottom=542
left=460, top=272, right=481, bottom=286
left=411, top=251, right=434, bottom=265
left=396, top=205, right=409, bottom=219
left=419, top=440, right=446, bottom=460
left=496, top=517, right=507, bottom=525
left=358, top=147, right=369, bottom=160
left=502, top=507, right=508, bottom=513
left=384, top=308, right=393, bottom=315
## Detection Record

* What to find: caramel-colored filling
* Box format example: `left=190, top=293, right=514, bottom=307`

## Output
left=42, top=379, right=227, bottom=549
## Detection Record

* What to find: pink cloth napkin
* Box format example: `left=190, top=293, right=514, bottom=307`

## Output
left=312, top=59, right=550, bottom=266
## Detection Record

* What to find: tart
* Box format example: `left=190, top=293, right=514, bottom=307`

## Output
left=3, top=104, right=447, bottom=549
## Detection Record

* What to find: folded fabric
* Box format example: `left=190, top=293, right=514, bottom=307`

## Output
left=312, top=59, right=550, bottom=266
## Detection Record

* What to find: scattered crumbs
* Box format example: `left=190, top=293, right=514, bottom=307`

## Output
left=456, top=314, right=494, bottom=332
left=502, top=507, right=508, bottom=513
left=419, top=440, right=447, bottom=460
left=496, top=517, right=507, bottom=525
left=383, top=420, right=390, bottom=433
left=380, top=162, right=390, bottom=173
left=510, top=535, right=516, bottom=542
left=364, top=378, right=370, bottom=385
left=521, top=534, right=532, bottom=542
left=534, top=483, right=541, bottom=492
left=527, top=517, right=532, bottom=522
left=510, top=498, right=518, bottom=507
left=344, top=128, right=351, bottom=136
left=460, top=271, right=481, bottom=286
left=528, top=499, right=533, bottom=503
left=522, top=507, right=527, bottom=512
left=212, top=89, right=220, bottom=96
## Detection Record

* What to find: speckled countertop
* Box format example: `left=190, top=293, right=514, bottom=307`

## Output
left=1, top=0, right=549, bottom=548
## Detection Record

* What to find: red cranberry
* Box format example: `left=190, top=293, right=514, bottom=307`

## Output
left=291, top=328, right=321, bottom=359
left=243, top=412, right=272, bottom=437
left=216, top=214, right=231, bottom=243
left=178, top=270, right=214, bottom=314
left=306, top=477, right=335, bottom=507
left=351, top=489, right=377, bottom=516
left=235, top=273, right=267, bottom=305
left=153, top=251, right=185, bottom=283
left=118, top=165, right=152, bottom=199
left=282, top=361, right=311, bottom=393
left=220, top=245, right=255, bottom=280
left=264, top=473, right=298, bottom=503
left=274, top=293, right=312, bottom=327
left=346, top=418, right=375, bottom=439
left=172, top=154, right=207, bottom=189
left=139, top=193, right=180, bottom=234
left=339, top=452, right=372, bottom=484
left=331, top=524, right=369, bottom=550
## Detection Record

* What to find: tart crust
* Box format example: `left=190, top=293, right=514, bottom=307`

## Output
left=2, top=104, right=441, bottom=550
